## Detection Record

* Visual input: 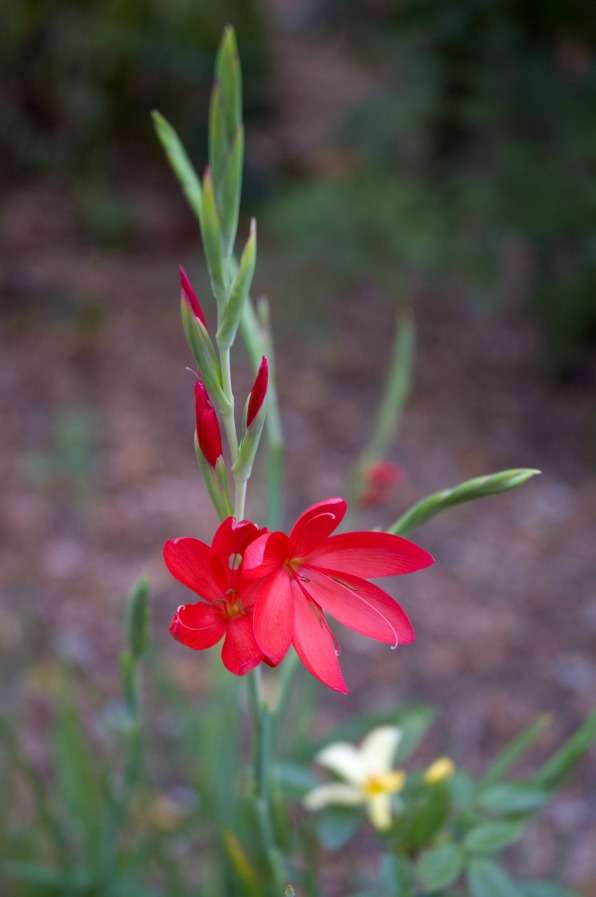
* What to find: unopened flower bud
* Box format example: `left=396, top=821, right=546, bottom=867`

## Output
left=194, top=380, right=222, bottom=467
left=358, top=461, right=402, bottom=508
left=246, top=355, right=268, bottom=428
left=424, top=756, right=455, bottom=785
left=179, top=266, right=207, bottom=327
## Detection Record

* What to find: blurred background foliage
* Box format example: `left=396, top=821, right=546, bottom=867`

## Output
left=0, top=0, right=271, bottom=243
left=2, top=0, right=596, bottom=376
left=1, top=0, right=270, bottom=173
left=2, top=580, right=594, bottom=896
left=268, top=0, right=596, bottom=379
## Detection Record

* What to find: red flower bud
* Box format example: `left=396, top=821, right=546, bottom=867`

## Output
left=358, top=461, right=402, bottom=508
left=179, top=266, right=207, bottom=328
left=246, top=356, right=268, bottom=427
left=194, top=380, right=222, bottom=467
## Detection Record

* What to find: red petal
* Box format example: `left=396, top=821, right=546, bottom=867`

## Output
left=194, top=381, right=222, bottom=467
left=243, top=531, right=289, bottom=577
left=179, top=266, right=207, bottom=327
left=169, top=602, right=224, bottom=650
left=253, top=568, right=294, bottom=663
left=221, top=614, right=263, bottom=675
left=211, top=517, right=263, bottom=563
left=289, top=497, right=347, bottom=556
left=292, top=582, right=348, bottom=694
left=163, top=538, right=222, bottom=601
left=246, top=356, right=269, bottom=428
left=307, top=531, right=434, bottom=578
left=301, top=567, right=414, bottom=647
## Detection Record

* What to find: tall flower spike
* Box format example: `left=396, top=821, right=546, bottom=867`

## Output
left=179, top=266, right=207, bottom=327
left=246, top=356, right=268, bottom=427
left=194, top=380, right=222, bottom=468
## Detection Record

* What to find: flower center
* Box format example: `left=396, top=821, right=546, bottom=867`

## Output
left=223, top=590, right=245, bottom=620
left=362, top=771, right=405, bottom=797
left=285, top=558, right=302, bottom=574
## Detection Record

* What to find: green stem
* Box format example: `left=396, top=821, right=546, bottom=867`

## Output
left=220, top=346, right=238, bottom=463
left=234, top=478, right=247, bottom=519
left=248, top=668, right=286, bottom=893
left=348, top=306, right=414, bottom=502
left=241, top=299, right=285, bottom=528
left=272, top=651, right=299, bottom=722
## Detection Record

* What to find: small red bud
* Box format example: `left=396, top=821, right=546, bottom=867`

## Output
left=358, top=461, right=402, bottom=508
left=194, top=380, right=222, bottom=467
left=179, top=266, right=207, bottom=328
left=246, top=356, right=269, bottom=427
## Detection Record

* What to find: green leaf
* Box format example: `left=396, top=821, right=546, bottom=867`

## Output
left=313, top=806, right=360, bottom=851
left=477, top=782, right=549, bottom=816
left=533, top=710, right=596, bottom=790
left=53, top=688, right=105, bottom=861
left=209, top=84, right=243, bottom=257
left=417, top=843, right=463, bottom=892
left=215, top=26, right=242, bottom=144
left=219, top=125, right=244, bottom=256
left=208, top=27, right=244, bottom=259
left=217, top=219, right=256, bottom=349
left=120, top=649, right=137, bottom=715
left=126, top=576, right=150, bottom=660
left=151, top=111, right=202, bottom=221
left=463, top=821, right=524, bottom=853
left=274, top=762, right=320, bottom=798
left=0, top=720, right=69, bottom=864
left=351, top=306, right=415, bottom=495
left=379, top=853, right=415, bottom=897
left=480, top=716, right=551, bottom=788
left=6, top=861, right=91, bottom=890
left=199, top=169, right=226, bottom=304
left=522, top=882, right=580, bottom=897
left=388, top=469, right=541, bottom=536
left=468, top=859, right=524, bottom=897
left=209, top=83, right=227, bottom=197
left=450, top=769, right=477, bottom=811
left=392, top=781, right=450, bottom=851
left=394, top=707, right=437, bottom=763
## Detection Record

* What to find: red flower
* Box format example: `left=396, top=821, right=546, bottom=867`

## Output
left=179, top=265, right=207, bottom=327
left=246, top=356, right=269, bottom=427
left=358, top=461, right=402, bottom=508
left=164, top=517, right=267, bottom=675
left=243, top=498, right=434, bottom=694
left=194, top=380, right=222, bottom=467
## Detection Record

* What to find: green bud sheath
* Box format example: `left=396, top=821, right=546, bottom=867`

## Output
left=217, top=220, right=256, bottom=349
left=194, top=434, right=232, bottom=520
left=233, top=395, right=267, bottom=483
left=180, top=298, right=230, bottom=413
left=199, top=169, right=226, bottom=305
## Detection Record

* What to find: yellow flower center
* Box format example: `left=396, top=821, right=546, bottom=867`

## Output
left=363, top=770, right=405, bottom=797
left=223, top=591, right=244, bottom=620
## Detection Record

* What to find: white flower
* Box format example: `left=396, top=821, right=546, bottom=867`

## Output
left=303, top=725, right=405, bottom=831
